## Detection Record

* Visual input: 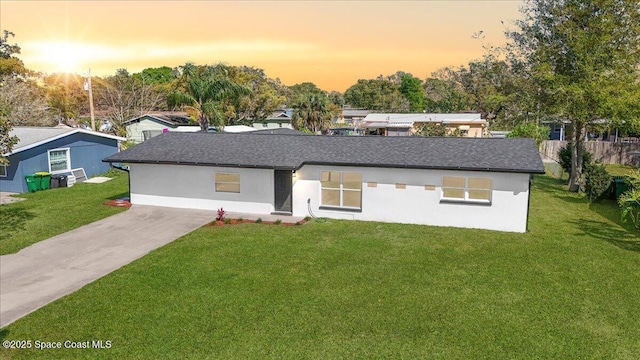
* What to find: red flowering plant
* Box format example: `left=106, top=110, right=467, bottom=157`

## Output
left=216, top=207, right=226, bottom=221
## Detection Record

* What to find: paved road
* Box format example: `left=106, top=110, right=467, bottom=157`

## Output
left=0, top=205, right=215, bottom=328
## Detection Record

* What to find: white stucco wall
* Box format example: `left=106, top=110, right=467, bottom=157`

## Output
left=292, top=165, right=531, bottom=232
left=129, top=163, right=275, bottom=213
left=129, top=162, right=532, bottom=232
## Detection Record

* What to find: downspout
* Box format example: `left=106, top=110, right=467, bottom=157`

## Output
left=526, top=174, right=533, bottom=232
left=109, top=163, right=130, bottom=199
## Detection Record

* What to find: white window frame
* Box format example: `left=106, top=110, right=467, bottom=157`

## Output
left=215, top=172, right=240, bottom=193
left=0, top=164, right=7, bottom=177
left=48, top=148, right=71, bottom=173
left=320, top=171, right=362, bottom=210
left=441, top=176, right=492, bottom=204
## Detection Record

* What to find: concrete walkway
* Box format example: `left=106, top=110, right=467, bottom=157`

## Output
left=0, top=192, right=26, bottom=205
left=0, top=205, right=216, bottom=328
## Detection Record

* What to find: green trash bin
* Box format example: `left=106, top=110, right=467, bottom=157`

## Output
left=35, top=171, right=51, bottom=190
left=613, top=176, right=629, bottom=199
left=25, top=174, right=40, bottom=192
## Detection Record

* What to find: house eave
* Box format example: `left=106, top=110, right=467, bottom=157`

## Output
left=103, top=158, right=544, bottom=174
left=299, top=161, right=544, bottom=174
left=102, top=159, right=296, bottom=171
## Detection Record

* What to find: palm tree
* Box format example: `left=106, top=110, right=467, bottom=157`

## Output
left=168, top=63, right=251, bottom=131
left=292, top=92, right=332, bottom=133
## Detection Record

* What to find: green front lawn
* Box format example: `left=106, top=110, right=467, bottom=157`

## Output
left=606, top=164, right=637, bottom=177
left=1, top=176, right=639, bottom=359
left=0, top=171, right=129, bottom=255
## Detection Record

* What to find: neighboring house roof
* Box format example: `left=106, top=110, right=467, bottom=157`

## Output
left=489, top=131, right=511, bottom=138
left=6, top=127, right=126, bottom=156
left=249, top=128, right=309, bottom=136
left=122, top=113, right=195, bottom=127
left=104, top=132, right=545, bottom=174
left=363, top=113, right=485, bottom=125
left=172, top=126, right=203, bottom=133
left=341, top=109, right=373, bottom=117
left=221, top=125, right=257, bottom=133
left=265, top=111, right=293, bottom=121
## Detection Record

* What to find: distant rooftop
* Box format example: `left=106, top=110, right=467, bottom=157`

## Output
left=6, top=127, right=125, bottom=155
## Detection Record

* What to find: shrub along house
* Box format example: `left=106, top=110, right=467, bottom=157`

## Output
left=104, top=133, right=544, bottom=232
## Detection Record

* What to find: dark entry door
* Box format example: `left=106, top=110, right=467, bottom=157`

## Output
left=274, top=170, right=293, bottom=213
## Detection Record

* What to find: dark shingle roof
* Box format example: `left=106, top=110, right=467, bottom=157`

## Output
left=104, top=133, right=544, bottom=174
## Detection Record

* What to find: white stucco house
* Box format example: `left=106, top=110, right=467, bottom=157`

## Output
left=104, top=133, right=544, bottom=232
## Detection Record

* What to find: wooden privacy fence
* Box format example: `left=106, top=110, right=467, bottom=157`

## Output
left=540, top=140, right=640, bottom=165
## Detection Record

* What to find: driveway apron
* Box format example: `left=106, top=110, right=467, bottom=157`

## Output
left=0, top=205, right=215, bottom=328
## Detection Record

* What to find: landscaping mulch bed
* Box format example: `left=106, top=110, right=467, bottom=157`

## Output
left=208, top=218, right=306, bottom=226
left=103, top=198, right=132, bottom=208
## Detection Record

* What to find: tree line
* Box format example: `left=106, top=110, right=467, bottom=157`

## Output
left=2, top=0, right=640, bottom=192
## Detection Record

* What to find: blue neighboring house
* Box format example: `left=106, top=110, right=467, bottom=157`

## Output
left=1, top=126, right=125, bottom=193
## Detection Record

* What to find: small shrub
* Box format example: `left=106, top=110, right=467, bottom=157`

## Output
left=216, top=207, right=226, bottom=221
left=274, top=219, right=282, bottom=225
left=120, top=140, right=137, bottom=150
left=584, top=163, right=612, bottom=203
left=304, top=216, right=312, bottom=222
left=256, top=218, right=262, bottom=224
left=237, top=217, right=243, bottom=222
left=224, top=218, right=232, bottom=225
left=558, top=143, right=592, bottom=174
left=618, top=170, right=640, bottom=230
left=295, top=221, right=302, bottom=225
left=506, top=122, right=550, bottom=146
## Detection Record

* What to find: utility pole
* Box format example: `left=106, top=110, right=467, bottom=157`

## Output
left=85, top=69, right=96, bottom=131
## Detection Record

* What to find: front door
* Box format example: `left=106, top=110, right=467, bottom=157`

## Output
left=274, top=170, right=292, bottom=213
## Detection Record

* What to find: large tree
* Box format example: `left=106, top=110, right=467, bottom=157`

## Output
left=287, top=82, right=325, bottom=105
left=423, top=67, right=472, bottom=113
left=95, top=68, right=165, bottom=136
left=1, top=76, right=52, bottom=127
left=0, top=30, right=27, bottom=165
left=344, top=75, right=409, bottom=112
left=43, top=73, right=88, bottom=125
left=0, top=30, right=28, bottom=78
left=507, top=0, right=640, bottom=191
left=399, top=73, right=426, bottom=112
left=292, top=92, right=332, bottom=133
left=168, top=63, right=251, bottom=131
left=220, top=65, right=287, bottom=123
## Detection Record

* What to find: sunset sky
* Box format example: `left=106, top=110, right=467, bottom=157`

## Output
left=1, top=1, right=524, bottom=92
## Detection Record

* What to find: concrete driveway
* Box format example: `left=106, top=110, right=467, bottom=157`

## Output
left=0, top=205, right=215, bottom=328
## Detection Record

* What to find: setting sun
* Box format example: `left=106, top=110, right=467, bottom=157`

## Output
left=28, top=41, right=113, bottom=74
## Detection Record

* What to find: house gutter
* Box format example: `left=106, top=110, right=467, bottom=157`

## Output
left=526, top=174, right=533, bottom=232
left=103, top=159, right=544, bottom=175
